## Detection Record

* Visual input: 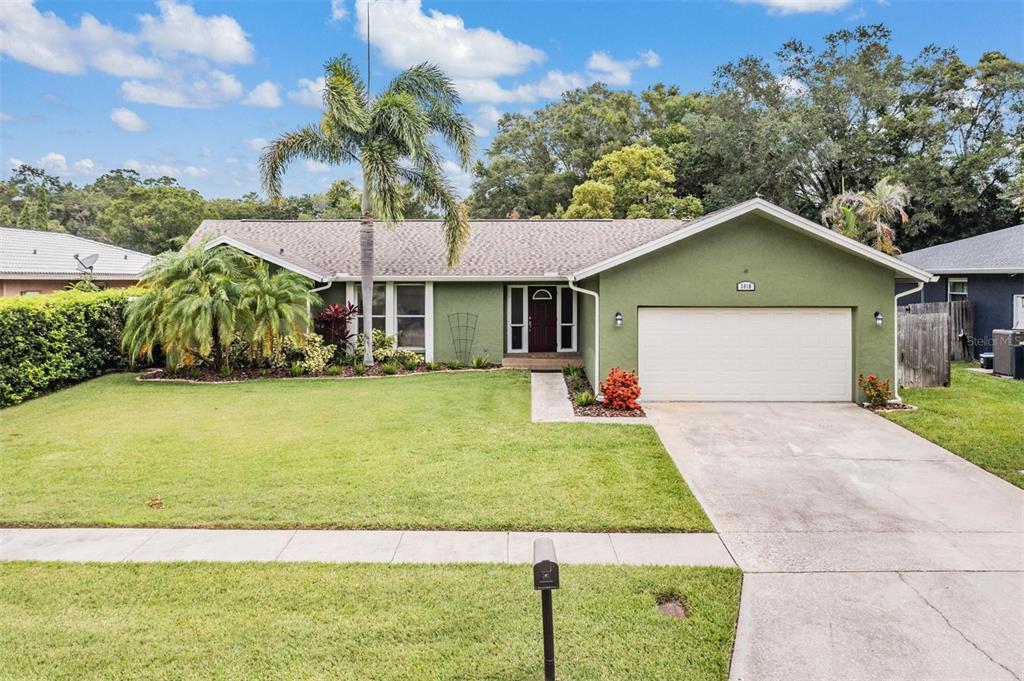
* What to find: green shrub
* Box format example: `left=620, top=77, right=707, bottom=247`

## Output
left=353, top=362, right=366, bottom=376
left=325, top=365, right=341, bottom=376
left=445, top=359, right=463, bottom=370
left=425, top=361, right=439, bottom=371
left=379, top=362, right=398, bottom=375
left=355, top=329, right=399, bottom=363
left=563, top=365, right=583, bottom=379
left=574, top=391, right=597, bottom=407
left=0, top=289, right=135, bottom=407
left=299, top=333, right=336, bottom=374
left=400, top=356, right=419, bottom=372
left=471, top=355, right=489, bottom=369
left=290, top=361, right=305, bottom=377
left=218, top=366, right=232, bottom=378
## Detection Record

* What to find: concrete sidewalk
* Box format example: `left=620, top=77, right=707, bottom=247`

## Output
left=530, top=371, right=649, bottom=424
left=0, top=528, right=735, bottom=566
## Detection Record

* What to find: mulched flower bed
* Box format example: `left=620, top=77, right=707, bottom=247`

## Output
left=562, top=370, right=645, bottom=418
left=862, top=402, right=917, bottom=412
left=138, top=363, right=502, bottom=383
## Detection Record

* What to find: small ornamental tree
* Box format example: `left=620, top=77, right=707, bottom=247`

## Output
left=600, top=368, right=642, bottom=410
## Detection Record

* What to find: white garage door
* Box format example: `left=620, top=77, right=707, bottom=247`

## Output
left=638, top=308, right=852, bottom=402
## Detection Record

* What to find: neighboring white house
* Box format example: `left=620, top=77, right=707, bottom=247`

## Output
left=0, top=227, right=152, bottom=296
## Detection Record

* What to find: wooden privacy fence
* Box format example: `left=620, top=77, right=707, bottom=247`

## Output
left=897, top=301, right=974, bottom=388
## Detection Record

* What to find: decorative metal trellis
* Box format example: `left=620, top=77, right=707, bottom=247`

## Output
left=448, top=312, right=478, bottom=365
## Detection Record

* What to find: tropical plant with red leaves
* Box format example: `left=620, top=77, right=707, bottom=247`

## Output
left=316, top=302, right=360, bottom=352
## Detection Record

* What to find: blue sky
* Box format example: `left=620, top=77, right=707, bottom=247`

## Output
left=1, top=0, right=1021, bottom=198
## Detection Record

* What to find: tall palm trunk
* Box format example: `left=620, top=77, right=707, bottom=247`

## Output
left=360, top=176, right=375, bottom=366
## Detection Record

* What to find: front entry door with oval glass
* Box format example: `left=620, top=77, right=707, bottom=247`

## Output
left=528, top=287, right=558, bottom=352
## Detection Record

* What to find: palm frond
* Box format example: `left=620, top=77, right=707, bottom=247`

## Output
left=362, top=141, right=405, bottom=225
left=370, top=92, right=436, bottom=165
left=384, top=62, right=461, bottom=109
left=400, top=163, right=470, bottom=267
left=427, top=107, right=475, bottom=168
left=322, top=55, right=370, bottom=135
left=259, top=126, right=356, bottom=200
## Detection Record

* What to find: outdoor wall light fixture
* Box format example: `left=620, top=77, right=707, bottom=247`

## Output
left=874, top=311, right=884, bottom=327
left=614, top=312, right=623, bottom=327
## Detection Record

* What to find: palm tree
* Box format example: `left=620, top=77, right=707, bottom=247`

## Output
left=239, top=262, right=320, bottom=363
left=822, top=177, right=910, bottom=255
left=123, top=245, right=320, bottom=370
left=260, top=55, right=474, bottom=365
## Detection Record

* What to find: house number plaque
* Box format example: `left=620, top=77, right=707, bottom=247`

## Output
left=736, top=281, right=756, bottom=292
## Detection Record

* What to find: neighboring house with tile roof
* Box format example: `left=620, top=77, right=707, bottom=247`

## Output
left=0, top=227, right=152, bottom=297
left=899, top=224, right=1024, bottom=356
left=189, top=198, right=933, bottom=402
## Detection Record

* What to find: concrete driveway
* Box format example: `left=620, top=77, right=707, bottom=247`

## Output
left=645, top=402, right=1024, bottom=681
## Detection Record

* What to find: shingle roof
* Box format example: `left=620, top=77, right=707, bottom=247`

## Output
left=901, top=225, right=1024, bottom=273
left=189, top=217, right=692, bottom=279
left=0, top=227, right=152, bottom=278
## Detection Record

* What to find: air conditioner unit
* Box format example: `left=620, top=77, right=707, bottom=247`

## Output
left=992, top=330, right=1024, bottom=377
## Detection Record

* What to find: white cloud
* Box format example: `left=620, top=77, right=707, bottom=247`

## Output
left=777, top=75, right=809, bottom=98
left=639, top=50, right=661, bottom=68
left=124, top=158, right=179, bottom=177
left=8, top=158, right=26, bottom=168
left=471, top=103, right=504, bottom=135
left=24, top=151, right=98, bottom=176
left=331, top=0, right=348, bottom=21
left=586, top=50, right=660, bottom=86
left=0, top=113, right=15, bottom=122
left=225, top=156, right=239, bottom=164
left=305, top=160, right=331, bottom=173
left=184, top=165, right=209, bottom=177
left=455, top=70, right=587, bottom=104
left=110, top=107, right=148, bottom=131
left=242, top=81, right=281, bottom=108
left=354, top=0, right=544, bottom=79
left=0, top=0, right=161, bottom=77
left=288, top=76, right=325, bottom=108
left=73, top=158, right=97, bottom=174
left=442, top=159, right=473, bottom=198
left=39, top=152, right=68, bottom=173
left=139, top=0, right=253, bottom=64
left=733, top=0, right=852, bottom=14
left=122, top=69, right=243, bottom=108
left=246, top=137, right=268, bottom=150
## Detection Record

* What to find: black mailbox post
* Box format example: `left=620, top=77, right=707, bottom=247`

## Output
left=533, top=538, right=559, bottom=681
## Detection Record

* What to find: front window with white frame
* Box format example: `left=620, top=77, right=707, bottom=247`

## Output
left=1014, top=294, right=1024, bottom=329
left=346, top=281, right=432, bottom=357
left=947, top=278, right=968, bottom=302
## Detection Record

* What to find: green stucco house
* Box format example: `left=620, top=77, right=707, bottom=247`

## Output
left=192, top=198, right=934, bottom=402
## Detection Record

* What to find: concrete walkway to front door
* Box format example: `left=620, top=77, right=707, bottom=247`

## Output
left=646, top=402, right=1024, bottom=681
left=0, top=528, right=734, bottom=566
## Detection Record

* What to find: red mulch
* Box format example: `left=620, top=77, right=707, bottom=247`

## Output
left=138, top=363, right=501, bottom=383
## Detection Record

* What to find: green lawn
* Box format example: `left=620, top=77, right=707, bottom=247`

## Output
left=0, top=562, right=742, bottom=680
left=886, top=363, right=1024, bottom=488
left=0, top=371, right=711, bottom=531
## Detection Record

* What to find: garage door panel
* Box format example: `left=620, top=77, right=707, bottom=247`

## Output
left=638, top=308, right=852, bottom=402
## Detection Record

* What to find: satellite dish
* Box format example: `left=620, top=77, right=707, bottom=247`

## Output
left=74, top=253, right=99, bottom=272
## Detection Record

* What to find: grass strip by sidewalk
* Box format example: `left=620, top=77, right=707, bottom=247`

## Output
left=0, top=562, right=741, bottom=680
left=885, top=363, right=1024, bottom=489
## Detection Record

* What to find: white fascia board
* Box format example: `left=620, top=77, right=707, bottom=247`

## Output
left=203, top=236, right=328, bottom=281
left=328, top=274, right=566, bottom=282
left=912, top=268, right=1021, bottom=275
left=0, top=273, right=143, bottom=280
left=570, top=198, right=937, bottom=283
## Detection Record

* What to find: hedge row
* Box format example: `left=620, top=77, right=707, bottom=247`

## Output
left=0, top=289, right=136, bottom=407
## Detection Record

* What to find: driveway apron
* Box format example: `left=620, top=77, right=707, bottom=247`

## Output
left=646, top=402, right=1024, bottom=681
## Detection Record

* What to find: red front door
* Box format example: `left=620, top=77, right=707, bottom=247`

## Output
left=528, top=287, right=557, bottom=352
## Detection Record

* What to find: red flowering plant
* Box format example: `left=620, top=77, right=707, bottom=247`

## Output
left=857, top=373, right=892, bottom=408
left=600, top=368, right=642, bottom=410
